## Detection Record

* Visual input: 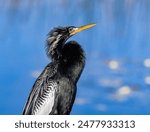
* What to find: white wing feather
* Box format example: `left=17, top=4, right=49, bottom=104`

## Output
left=33, top=82, right=57, bottom=115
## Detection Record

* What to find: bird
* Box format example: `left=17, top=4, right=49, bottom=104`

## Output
left=23, top=23, right=96, bottom=115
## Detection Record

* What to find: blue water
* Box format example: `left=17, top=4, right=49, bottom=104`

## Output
left=0, top=0, right=150, bottom=114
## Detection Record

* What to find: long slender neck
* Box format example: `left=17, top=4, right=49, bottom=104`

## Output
left=60, top=41, right=85, bottom=83
left=46, top=34, right=66, bottom=62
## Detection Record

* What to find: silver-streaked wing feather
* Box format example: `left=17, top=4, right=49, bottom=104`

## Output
left=23, top=63, right=58, bottom=115
left=33, top=81, right=58, bottom=115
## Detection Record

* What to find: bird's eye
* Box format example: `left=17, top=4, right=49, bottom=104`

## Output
left=68, top=27, right=73, bottom=32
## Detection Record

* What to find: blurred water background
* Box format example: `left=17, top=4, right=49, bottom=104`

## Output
left=0, top=0, right=150, bottom=114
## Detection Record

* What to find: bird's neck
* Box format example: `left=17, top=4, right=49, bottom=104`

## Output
left=59, top=41, right=85, bottom=83
left=47, top=36, right=85, bottom=83
left=46, top=35, right=66, bottom=62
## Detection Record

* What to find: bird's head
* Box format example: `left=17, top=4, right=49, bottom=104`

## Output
left=47, top=23, right=96, bottom=44
left=46, top=23, right=96, bottom=61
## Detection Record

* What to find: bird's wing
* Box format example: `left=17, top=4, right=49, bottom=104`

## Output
left=32, top=80, right=58, bottom=115
left=23, top=64, right=59, bottom=115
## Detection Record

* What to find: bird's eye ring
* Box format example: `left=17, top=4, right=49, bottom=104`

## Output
left=68, top=27, right=73, bottom=32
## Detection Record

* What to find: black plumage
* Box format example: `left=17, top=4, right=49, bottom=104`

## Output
left=23, top=24, right=95, bottom=115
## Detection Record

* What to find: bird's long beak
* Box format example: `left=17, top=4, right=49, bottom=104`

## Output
left=70, top=23, right=96, bottom=36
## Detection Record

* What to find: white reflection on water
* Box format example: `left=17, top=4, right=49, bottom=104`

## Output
left=143, top=58, right=150, bottom=68
left=108, top=60, right=120, bottom=70
left=108, top=85, right=132, bottom=102
left=144, top=76, right=150, bottom=85
left=96, top=104, right=107, bottom=112
left=98, top=78, right=122, bottom=88
left=75, top=98, right=90, bottom=105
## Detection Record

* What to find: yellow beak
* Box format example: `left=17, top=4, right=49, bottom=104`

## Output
left=70, top=23, right=96, bottom=36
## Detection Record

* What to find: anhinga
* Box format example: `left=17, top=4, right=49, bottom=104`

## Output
left=23, top=23, right=96, bottom=115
